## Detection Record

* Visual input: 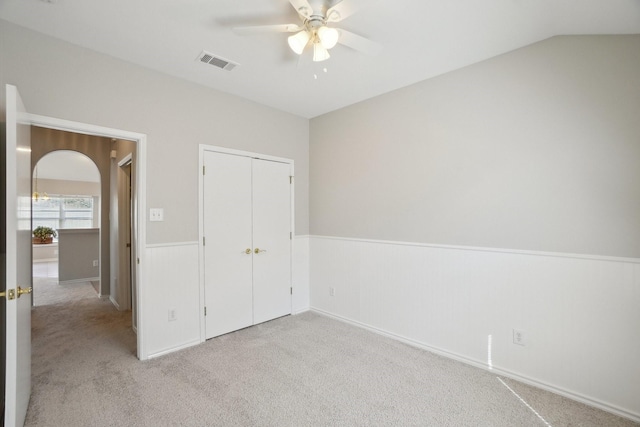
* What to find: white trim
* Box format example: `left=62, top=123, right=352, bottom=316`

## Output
left=199, top=144, right=293, bottom=164
left=118, top=152, right=133, bottom=167
left=32, top=258, right=57, bottom=263
left=146, top=339, right=201, bottom=359
left=27, top=114, right=146, bottom=142
left=109, top=296, right=121, bottom=310
left=198, top=147, right=206, bottom=343
left=311, top=308, right=640, bottom=424
left=27, top=112, right=148, bottom=360
left=145, top=241, right=198, bottom=249
left=58, top=277, right=100, bottom=285
left=294, top=234, right=310, bottom=239
left=292, top=307, right=310, bottom=315
left=289, top=162, right=295, bottom=319
left=310, top=235, right=640, bottom=264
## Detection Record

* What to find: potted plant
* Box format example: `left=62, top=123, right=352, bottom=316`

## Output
left=33, top=226, right=57, bottom=244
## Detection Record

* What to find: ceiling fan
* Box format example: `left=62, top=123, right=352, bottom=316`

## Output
left=233, top=0, right=381, bottom=62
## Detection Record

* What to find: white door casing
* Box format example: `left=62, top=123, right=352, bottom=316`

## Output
left=200, top=146, right=293, bottom=340
left=117, top=158, right=132, bottom=312
left=26, top=110, right=147, bottom=359
left=4, top=84, right=32, bottom=427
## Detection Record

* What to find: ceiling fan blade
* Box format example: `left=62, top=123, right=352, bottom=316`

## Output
left=288, top=0, right=313, bottom=18
left=326, top=0, right=361, bottom=22
left=337, top=29, right=382, bottom=56
left=233, top=24, right=302, bottom=35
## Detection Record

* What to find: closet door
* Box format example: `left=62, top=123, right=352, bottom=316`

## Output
left=203, top=152, right=253, bottom=339
left=252, top=159, right=292, bottom=324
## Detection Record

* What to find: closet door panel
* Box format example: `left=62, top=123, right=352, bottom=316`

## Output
left=203, top=152, right=253, bottom=339
left=252, top=159, right=292, bottom=324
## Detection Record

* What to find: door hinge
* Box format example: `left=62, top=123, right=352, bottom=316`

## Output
left=290, top=232, right=292, bottom=240
left=204, top=306, right=207, bottom=316
left=289, top=176, right=294, bottom=184
left=137, top=258, right=140, bottom=265
left=290, top=287, right=293, bottom=295
left=203, top=166, right=206, bottom=175
left=203, top=236, right=205, bottom=246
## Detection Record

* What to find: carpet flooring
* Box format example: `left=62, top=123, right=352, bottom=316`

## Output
left=25, top=262, right=638, bottom=426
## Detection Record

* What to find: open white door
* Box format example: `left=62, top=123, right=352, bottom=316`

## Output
left=3, top=84, right=32, bottom=426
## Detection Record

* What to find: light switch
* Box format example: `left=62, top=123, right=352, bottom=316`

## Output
left=150, top=208, right=164, bottom=222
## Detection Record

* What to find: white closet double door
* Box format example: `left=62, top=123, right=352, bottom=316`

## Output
left=203, top=150, right=292, bottom=339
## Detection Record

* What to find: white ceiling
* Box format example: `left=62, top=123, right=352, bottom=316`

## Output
left=2, top=0, right=639, bottom=118
left=36, top=150, right=100, bottom=183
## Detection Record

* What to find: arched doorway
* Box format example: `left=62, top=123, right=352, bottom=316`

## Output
left=31, top=150, right=101, bottom=303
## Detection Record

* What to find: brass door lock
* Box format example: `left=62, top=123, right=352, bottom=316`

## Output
left=0, top=289, right=16, bottom=300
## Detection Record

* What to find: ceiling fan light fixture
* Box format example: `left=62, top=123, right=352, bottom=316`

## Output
left=317, top=26, right=339, bottom=49
left=288, top=30, right=310, bottom=55
left=313, top=42, right=330, bottom=62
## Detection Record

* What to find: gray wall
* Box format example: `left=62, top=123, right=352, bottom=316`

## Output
left=310, top=35, right=640, bottom=258
left=0, top=19, right=310, bottom=244
left=58, top=228, right=99, bottom=282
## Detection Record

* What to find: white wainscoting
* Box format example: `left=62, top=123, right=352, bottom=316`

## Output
left=309, top=235, right=640, bottom=422
left=144, top=242, right=201, bottom=358
left=144, top=238, right=310, bottom=358
left=293, top=235, right=310, bottom=314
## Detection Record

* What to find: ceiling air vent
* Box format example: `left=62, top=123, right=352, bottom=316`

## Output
left=197, top=50, right=238, bottom=71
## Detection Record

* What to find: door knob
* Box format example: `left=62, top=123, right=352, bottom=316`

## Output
left=254, top=248, right=267, bottom=254
left=17, top=286, right=32, bottom=298
left=245, top=248, right=252, bottom=254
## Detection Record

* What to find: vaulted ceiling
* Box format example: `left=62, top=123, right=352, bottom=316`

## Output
left=2, top=0, right=639, bottom=118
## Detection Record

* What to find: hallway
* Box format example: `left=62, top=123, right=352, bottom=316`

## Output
left=27, top=262, right=136, bottom=425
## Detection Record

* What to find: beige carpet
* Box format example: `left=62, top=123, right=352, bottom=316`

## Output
left=26, top=269, right=638, bottom=426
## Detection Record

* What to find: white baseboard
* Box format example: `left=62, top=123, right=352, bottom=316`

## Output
left=310, top=235, right=640, bottom=421
left=311, top=307, right=640, bottom=424
left=109, top=296, right=120, bottom=310
left=292, top=306, right=310, bottom=315
left=146, top=339, right=200, bottom=360
left=58, top=277, right=100, bottom=285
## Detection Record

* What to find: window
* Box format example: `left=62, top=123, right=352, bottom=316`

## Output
left=29, top=195, right=95, bottom=236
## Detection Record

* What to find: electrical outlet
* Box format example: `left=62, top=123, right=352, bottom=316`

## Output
left=150, top=208, right=164, bottom=222
left=168, top=308, right=177, bottom=322
left=513, top=329, right=526, bottom=346
left=92, top=260, right=99, bottom=267
left=329, top=287, right=335, bottom=297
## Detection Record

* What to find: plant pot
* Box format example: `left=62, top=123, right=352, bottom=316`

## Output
left=33, top=236, right=53, bottom=244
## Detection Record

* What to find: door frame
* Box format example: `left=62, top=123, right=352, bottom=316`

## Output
left=116, top=153, right=133, bottom=313
left=27, top=113, right=149, bottom=360
left=198, top=144, right=294, bottom=343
